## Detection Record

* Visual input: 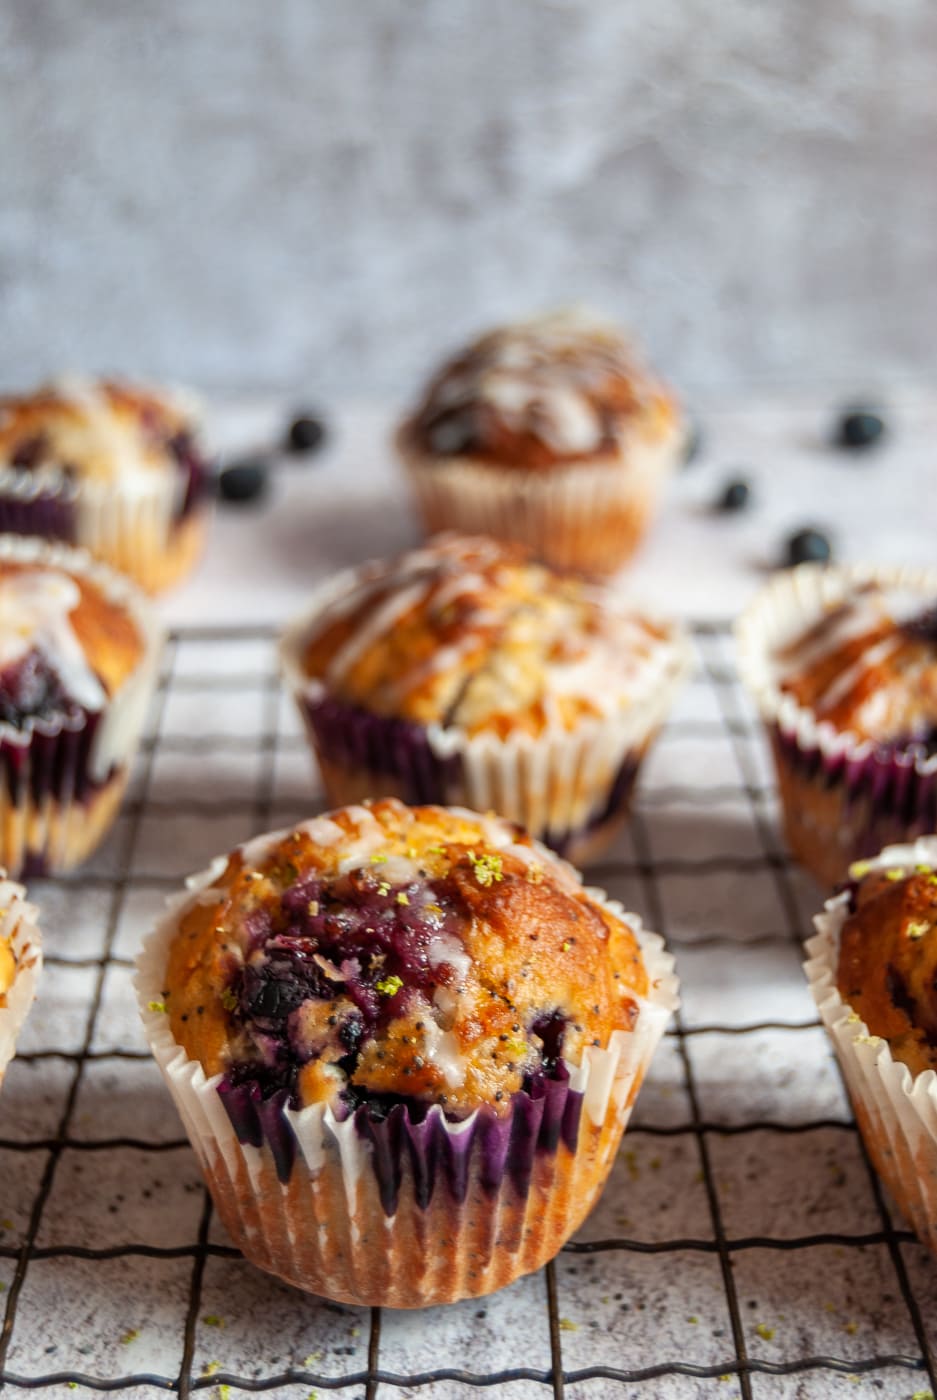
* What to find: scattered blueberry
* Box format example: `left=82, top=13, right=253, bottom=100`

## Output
left=836, top=408, right=885, bottom=450
left=786, top=527, right=832, bottom=567
left=217, top=461, right=269, bottom=504
left=717, top=478, right=751, bottom=512
left=286, top=413, right=327, bottom=454
left=682, top=418, right=703, bottom=467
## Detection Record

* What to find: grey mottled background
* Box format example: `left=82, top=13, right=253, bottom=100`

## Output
left=1, top=0, right=935, bottom=397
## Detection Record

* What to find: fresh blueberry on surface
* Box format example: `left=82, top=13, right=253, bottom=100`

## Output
left=717, top=478, right=751, bottom=512
left=286, top=414, right=327, bottom=454
left=836, top=408, right=885, bottom=450
left=786, top=527, right=832, bottom=566
left=217, top=461, right=269, bottom=504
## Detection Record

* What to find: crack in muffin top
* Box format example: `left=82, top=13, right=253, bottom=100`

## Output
left=164, top=799, right=649, bottom=1116
left=0, top=559, right=143, bottom=728
left=298, top=534, right=677, bottom=737
left=0, top=377, right=203, bottom=487
left=402, top=310, right=681, bottom=470
left=774, top=580, right=937, bottom=751
left=837, top=858, right=937, bottom=1076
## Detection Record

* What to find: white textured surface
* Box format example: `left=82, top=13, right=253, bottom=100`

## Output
left=158, top=387, right=937, bottom=630
left=1, top=2, right=937, bottom=395
left=1, top=625, right=935, bottom=1397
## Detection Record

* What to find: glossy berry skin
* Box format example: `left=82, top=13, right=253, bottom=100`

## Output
left=286, top=414, right=326, bottom=454
left=836, top=409, right=885, bottom=450
left=786, top=527, right=832, bottom=567
left=217, top=462, right=268, bottom=504
left=718, top=478, right=750, bottom=512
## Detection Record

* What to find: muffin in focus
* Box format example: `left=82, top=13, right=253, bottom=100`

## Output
left=0, top=376, right=212, bottom=592
left=136, top=798, right=678, bottom=1307
left=0, top=877, right=41, bottom=1087
left=396, top=310, right=685, bottom=576
left=806, top=837, right=937, bottom=1253
left=0, top=536, right=163, bottom=877
left=737, top=563, right=937, bottom=887
left=280, top=534, right=691, bottom=866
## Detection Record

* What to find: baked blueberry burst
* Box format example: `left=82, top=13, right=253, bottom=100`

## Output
left=164, top=800, right=649, bottom=1125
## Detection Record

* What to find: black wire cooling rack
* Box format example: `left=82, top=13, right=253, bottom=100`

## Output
left=1, top=621, right=935, bottom=1399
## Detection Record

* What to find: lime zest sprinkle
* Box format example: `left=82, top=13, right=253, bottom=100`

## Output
left=755, top=1322, right=775, bottom=1341
left=303, top=1351, right=323, bottom=1366
left=221, top=987, right=238, bottom=1012
left=377, top=881, right=391, bottom=896
left=467, top=850, right=503, bottom=887
left=147, top=1000, right=167, bottom=1014
left=561, top=940, right=571, bottom=952
left=203, top=1361, right=221, bottom=1376
left=202, top=1313, right=224, bottom=1327
left=308, top=899, right=319, bottom=916
left=525, top=863, right=544, bottom=884
left=885, top=868, right=905, bottom=881
left=559, top=1317, right=578, bottom=1331
left=907, top=920, right=930, bottom=940
left=119, top=1328, right=139, bottom=1345
left=688, top=1314, right=699, bottom=1324
left=396, top=892, right=410, bottom=906
left=370, top=853, right=388, bottom=864
left=375, top=974, right=404, bottom=998
left=843, top=1319, right=858, bottom=1335
left=850, top=860, right=873, bottom=878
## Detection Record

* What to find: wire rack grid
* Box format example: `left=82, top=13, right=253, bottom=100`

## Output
left=0, top=620, right=935, bottom=1400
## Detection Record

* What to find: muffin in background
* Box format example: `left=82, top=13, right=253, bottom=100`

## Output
left=0, top=876, right=41, bottom=1087
left=280, top=534, right=691, bottom=866
left=0, top=535, right=163, bottom=877
left=805, top=837, right=937, bottom=1254
left=736, top=563, right=937, bottom=888
left=396, top=309, right=685, bottom=576
left=0, top=376, right=212, bottom=592
left=136, top=798, right=678, bottom=1307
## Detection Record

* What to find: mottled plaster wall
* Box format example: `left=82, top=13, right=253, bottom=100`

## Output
left=1, top=0, right=935, bottom=395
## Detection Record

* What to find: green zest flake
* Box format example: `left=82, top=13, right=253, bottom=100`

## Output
left=427, top=845, right=445, bottom=855
left=396, top=891, right=410, bottom=905
left=849, top=860, right=873, bottom=878
left=202, top=1313, right=224, bottom=1327
left=376, top=974, right=404, bottom=998
left=467, top=850, right=503, bottom=887
left=370, top=853, right=388, bottom=864
left=203, top=1361, right=221, bottom=1376
left=885, top=868, right=905, bottom=881
left=916, top=864, right=934, bottom=873
left=147, top=1000, right=167, bottom=1014
left=558, top=1317, right=578, bottom=1332
left=303, top=1351, right=323, bottom=1366
left=688, top=1315, right=699, bottom=1325
left=911, top=1390, right=935, bottom=1400
left=308, top=899, right=320, bottom=916
left=561, top=940, right=571, bottom=952
left=377, top=881, right=391, bottom=896
left=221, top=987, right=238, bottom=1012
left=754, top=1323, right=775, bottom=1341
left=119, top=1328, right=139, bottom=1345
left=908, top=920, right=931, bottom=940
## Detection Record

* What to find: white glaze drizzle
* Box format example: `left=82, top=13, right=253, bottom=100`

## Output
left=0, top=571, right=105, bottom=711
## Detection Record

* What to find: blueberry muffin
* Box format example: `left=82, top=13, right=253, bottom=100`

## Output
left=280, top=534, right=691, bottom=865
left=0, top=877, right=41, bottom=1086
left=137, top=798, right=677, bottom=1306
left=0, top=536, right=162, bottom=876
left=396, top=310, right=685, bottom=576
left=0, top=376, right=212, bottom=592
left=737, top=564, right=937, bottom=887
left=806, top=837, right=937, bottom=1253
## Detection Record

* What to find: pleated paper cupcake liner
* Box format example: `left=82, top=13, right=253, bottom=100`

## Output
left=396, top=424, right=685, bottom=577
left=0, top=537, right=164, bottom=876
left=736, top=562, right=937, bottom=888
left=804, top=836, right=937, bottom=1253
left=0, top=460, right=210, bottom=594
left=0, top=878, right=42, bottom=1086
left=136, top=862, right=678, bottom=1307
left=280, top=570, right=692, bottom=866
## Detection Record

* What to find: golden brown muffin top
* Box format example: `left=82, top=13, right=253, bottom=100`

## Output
left=0, top=377, right=198, bottom=486
left=402, top=310, right=681, bottom=470
left=774, top=581, right=937, bottom=749
left=837, top=862, right=937, bottom=1076
left=0, top=559, right=143, bottom=722
left=296, top=534, right=680, bottom=738
left=164, top=799, right=649, bottom=1116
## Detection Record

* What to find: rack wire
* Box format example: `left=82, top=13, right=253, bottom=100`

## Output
left=0, top=621, right=934, bottom=1398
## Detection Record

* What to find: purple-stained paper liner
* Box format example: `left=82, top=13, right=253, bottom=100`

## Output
left=0, top=479, right=78, bottom=543
left=218, top=1065, right=583, bottom=1210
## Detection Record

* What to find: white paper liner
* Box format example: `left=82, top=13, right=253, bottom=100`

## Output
left=279, top=565, right=692, bottom=863
left=736, top=561, right=937, bottom=778
left=804, top=835, right=937, bottom=1252
left=0, top=537, right=164, bottom=875
left=0, top=877, right=42, bottom=1084
left=134, top=825, right=679, bottom=1306
left=396, top=423, right=685, bottom=576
